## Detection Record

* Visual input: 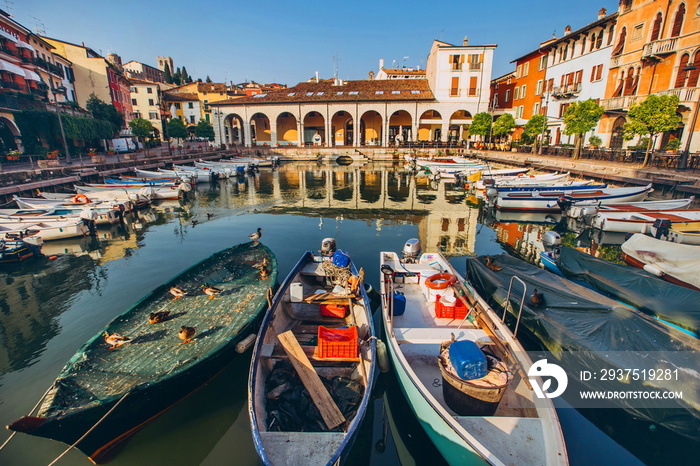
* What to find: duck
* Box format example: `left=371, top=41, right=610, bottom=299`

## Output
left=485, top=256, right=502, bottom=272
left=179, top=326, right=196, bottom=344
left=170, top=285, right=187, bottom=300
left=148, top=310, right=170, bottom=324
left=249, top=227, right=262, bottom=244
left=104, top=331, right=131, bottom=349
left=531, top=289, right=545, bottom=306
left=203, top=283, right=223, bottom=299
left=259, top=257, right=269, bottom=279
left=192, top=220, right=199, bottom=227
left=207, top=213, right=214, bottom=219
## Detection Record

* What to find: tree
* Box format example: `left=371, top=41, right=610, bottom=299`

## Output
left=174, top=67, right=182, bottom=85
left=129, top=117, right=154, bottom=156
left=86, top=93, right=124, bottom=135
left=524, top=114, right=547, bottom=152
left=492, top=114, right=515, bottom=142
left=205, top=75, right=212, bottom=83
left=167, top=118, right=188, bottom=145
left=470, top=113, right=492, bottom=142
left=163, top=62, right=172, bottom=84
left=624, top=94, right=682, bottom=167
left=181, top=66, right=190, bottom=84
left=562, top=98, right=604, bottom=159
left=195, top=119, right=215, bottom=141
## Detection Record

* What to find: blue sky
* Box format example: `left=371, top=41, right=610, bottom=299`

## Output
left=15, top=0, right=620, bottom=86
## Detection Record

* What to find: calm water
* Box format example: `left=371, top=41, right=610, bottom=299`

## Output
left=0, top=162, right=693, bottom=465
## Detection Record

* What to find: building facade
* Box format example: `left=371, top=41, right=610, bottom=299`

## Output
left=599, top=0, right=700, bottom=152
left=489, top=71, right=516, bottom=117
left=123, top=60, right=164, bottom=83
left=129, top=79, right=175, bottom=137
left=510, top=48, right=549, bottom=138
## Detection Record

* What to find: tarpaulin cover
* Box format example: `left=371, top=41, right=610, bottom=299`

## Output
left=466, top=254, right=700, bottom=440
left=557, top=246, right=700, bottom=335
left=621, top=233, right=700, bottom=290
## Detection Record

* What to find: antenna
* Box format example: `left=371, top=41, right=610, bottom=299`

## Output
left=31, top=16, right=47, bottom=35
left=403, top=56, right=409, bottom=68
left=440, top=29, right=444, bottom=41
left=332, top=52, right=341, bottom=80
left=3, top=0, right=13, bottom=14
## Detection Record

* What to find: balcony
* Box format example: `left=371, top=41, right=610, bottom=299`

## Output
left=655, top=87, right=699, bottom=104
left=551, top=83, right=582, bottom=98
left=600, top=95, right=641, bottom=111
left=642, top=38, right=678, bottom=60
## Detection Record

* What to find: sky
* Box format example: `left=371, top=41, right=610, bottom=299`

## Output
left=14, top=0, right=621, bottom=87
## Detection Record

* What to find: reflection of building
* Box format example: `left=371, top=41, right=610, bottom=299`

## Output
left=492, top=220, right=550, bottom=264
left=210, top=36, right=495, bottom=148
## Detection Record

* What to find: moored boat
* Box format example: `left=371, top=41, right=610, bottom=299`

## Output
left=495, top=184, right=652, bottom=212
left=0, top=232, right=43, bottom=263
left=475, top=172, right=569, bottom=190
left=8, top=241, right=278, bottom=463
left=588, top=209, right=700, bottom=233
left=649, top=219, right=700, bottom=245
left=249, top=241, right=375, bottom=466
left=379, top=239, right=568, bottom=465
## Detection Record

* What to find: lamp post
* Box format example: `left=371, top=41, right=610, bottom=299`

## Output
left=50, top=84, right=71, bottom=164
left=678, top=63, right=698, bottom=170
left=538, top=89, right=550, bottom=156
left=214, top=109, right=224, bottom=149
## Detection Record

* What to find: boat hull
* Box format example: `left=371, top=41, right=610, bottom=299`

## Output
left=496, top=185, right=652, bottom=212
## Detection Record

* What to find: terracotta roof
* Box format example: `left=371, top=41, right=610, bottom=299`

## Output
left=382, top=68, right=426, bottom=76
left=163, top=92, right=198, bottom=101
left=197, top=82, right=227, bottom=92
left=210, top=79, right=434, bottom=106
left=491, top=71, right=515, bottom=83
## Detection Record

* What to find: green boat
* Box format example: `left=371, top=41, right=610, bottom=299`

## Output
left=7, top=242, right=277, bottom=463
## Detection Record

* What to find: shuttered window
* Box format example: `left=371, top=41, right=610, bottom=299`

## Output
left=451, top=77, right=459, bottom=96
left=650, top=13, right=662, bottom=41
left=671, top=4, right=685, bottom=37
left=612, top=28, right=626, bottom=56
left=469, top=76, right=478, bottom=96
left=689, top=51, right=700, bottom=88
left=675, top=54, right=690, bottom=88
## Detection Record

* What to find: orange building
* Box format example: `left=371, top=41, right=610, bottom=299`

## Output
left=599, top=0, right=700, bottom=154
left=509, top=47, right=549, bottom=139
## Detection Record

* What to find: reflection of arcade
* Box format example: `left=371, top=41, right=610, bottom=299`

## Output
left=492, top=220, right=551, bottom=264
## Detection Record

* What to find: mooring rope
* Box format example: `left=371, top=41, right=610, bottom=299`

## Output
left=0, top=385, right=53, bottom=452
left=47, top=391, right=130, bottom=466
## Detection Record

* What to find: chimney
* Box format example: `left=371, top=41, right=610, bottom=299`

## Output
left=598, top=7, right=606, bottom=19
left=379, top=58, right=384, bottom=70
left=564, top=25, right=571, bottom=35
left=463, top=35, right=468, bottom=46
left=315, top=71, right=319, bottom=83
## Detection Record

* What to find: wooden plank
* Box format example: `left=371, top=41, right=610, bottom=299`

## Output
left=277, top=330, right=345, bottom=429
left=271, top=344, right=360, bottom=362
left=303, top=292, right=352, bottom=305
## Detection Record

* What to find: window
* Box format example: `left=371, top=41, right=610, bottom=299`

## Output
left=519, top=105, right=524, bottom=118
left=189, top=115, right=195, bottom=123
left=205, top=114, right=210, bottom=122
left=188, top=102, right=194, bottom=108
left=514, top=86, right=519, bottom=100
left=533, top=102, right=540, bottom=115
left=539, top=55, right=547, bottom=71
left=410, top=90, right=420, bottom=94
left=608, top=24, right=615, bottom=45
left=147, top=87, right=152, bottom=94
left=451, top=54, right=463, bottom=71
left=149, top=112, right=158, bottom=119
left=505, top=89, right=510, bottom=102
left=521, top=84, right=526, bottom=98
left=451, top=77, right=459, bottom=96
left=336, top=91, right=344, bottom=95
left=575, top=70, right=583, bottom=84
left=563, top=45, right=567, bottom=61
left=375, top=91, right=384, bottom=95
left=349, top=91, right=359, bottom=95
left=516, top=65, right=522, bottom=78
left=650, top=13, right=662, bottom=41
left=392, top=90, right=400, bottom=94
left=130, top=87, right=137, bottom=93
left=133, top=112, right=141, bottom=119
left=596, top=30, right=604, bottom=48
left=581, top=36, right=587, bottom=54
left=175, top=103, right=181, bottom=109
left=590, top=34, right=596, bottom=52
left=287, top=92, right=296, bottom=96
left=469, top=76, right=478, bottom=96
left=536, top=80, right=543, bottom=95
left=671, top=3, right=685, bottom=37
left=612, top=28, right=626, bottom=56
left=590, top=64, right=604, bottom=82
left=523, top=62, right=529, bottom=76
left=131, top=98, right=137, bottom=105
left=316, top=92, right=324, bottom=95
left=469, top=54, right=481, bottom=70
left=149, top=99, right=154, bottom=106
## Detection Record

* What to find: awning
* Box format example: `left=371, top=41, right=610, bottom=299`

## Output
left=0, top=58, right=27, bottom=76
left=119, top=129, right=133, bottom=137
left=0, top=29, right=19, bottom=44
left=514, top=118, right=528, bottom=126
left=23, top=69, right=42, bottom=81
left=16, top=40, right=33, bottom=50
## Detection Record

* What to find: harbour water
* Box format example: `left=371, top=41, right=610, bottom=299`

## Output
left=0, top=162, right=694, bottom=465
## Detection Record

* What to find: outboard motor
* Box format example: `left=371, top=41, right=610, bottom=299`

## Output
left=320, top=237, right=337, bottom=258
left=542, top=230, right=561, bottom=260
left=485, top=188, right=498, bottom=200
left=556, top=196, right=573, bottom=213
left=401, top=238, right=422, bottom=263
left=652, top=218, right=671, bottom=239
left=210, top=171, right=220, bottom=182
left=178, top=181, right=192, bottom=200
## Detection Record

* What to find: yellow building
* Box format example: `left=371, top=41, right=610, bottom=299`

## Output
left=164, top=82, right=229, bottom=124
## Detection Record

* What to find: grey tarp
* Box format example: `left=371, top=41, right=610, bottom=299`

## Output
left=466, top=254, right=700, bottom=440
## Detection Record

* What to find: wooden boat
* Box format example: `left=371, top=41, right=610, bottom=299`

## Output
left=104, top=177, right=179, bottom=186
left=0, top=217, right=91, bottom=241
left=77, top=185, right=185, bottom=201
left=406, top=154, right=483, bottom=169
left=622, top=233, right=700, bottom=291
left=487, top=180, right=603, bottom=193
left=8, top=242, right=278, bottom=463
left=133, top=168, right=183, bottom=179
left=495, top=184, right=652, bottom=212
left=379, top=239, right=567, bottom=465
left=249, top=246, right=376, bottom=466
left=162, top=167, right=218, bottom=183
left=0, top=206, right=120, bottom=226
left=42, top=190, right=152, bottom=209
left=14, top=195, right=133, bottom=213
left=0, top=233, right=43, bottom=263
left=649, top=220, right=700, bottom=245
left=475, top=172, right=569, bottom=190
left=589, top=209, right=700, bottom=233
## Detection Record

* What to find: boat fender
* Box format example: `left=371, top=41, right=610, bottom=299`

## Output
left=48, top=256, right=57, bottom=260
left=377, top=340, right=390, bottom=373
left=236, top=333, right=257, bottom=353
left=426, top=273, right=457, bottom=290
left=642, top=264, right=664, bottom=277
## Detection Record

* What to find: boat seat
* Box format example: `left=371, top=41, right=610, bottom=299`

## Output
left=300, top=262, right=326, bottom=277
left=260, top=343, right=360, bottom=364
left=393, top=327, right=490, bottom=344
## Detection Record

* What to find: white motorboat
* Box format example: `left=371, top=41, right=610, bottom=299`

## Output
left=495, top=184, right=653, bottom=212
left=589, top=209, right=700, bottom=233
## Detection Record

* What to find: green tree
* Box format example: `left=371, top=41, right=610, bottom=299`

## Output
left=195, top=119, right=215, bottom=141
left=624, top=94, right=682, bottom=167
left=167, top=118, right=188, bottom=145
left=163, top=62, right=172, bottom=84
left=562, top=98, right=604, bottom=159
left=205, top=75, right=212, bottom=83
left=129, top=117, right=154, bottom=157
left=470, top=113, right=492, bottom=142
left=86, top=93, right=124, bottom=135
left=492, top=113, right=515, bottom=142
left=181, top=66, right=190, bottom=84
left=524, top=114, right=547, bottom=152
left=174, top=67, right=182, bottom=85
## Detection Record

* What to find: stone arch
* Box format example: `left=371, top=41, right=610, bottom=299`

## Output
left=418, top=109, right=442, bottom=141
left=389, top=110, right=412, bottom=144
left=610, top=116, right=626, bottom=149
left=276, top=112, right=298, bottom=145
left=360, top=110, right=382, bottom=146
left=0, top=116, right=20, bottom=154
left=304, top=110, right=326, bottom=146
left=330, top=110, right=353, bottom=146
left=449, top=110, right=472, bottom=142
left=225, top=113, right=245, bottom=145
left=250, top=112, right=271, bottom=145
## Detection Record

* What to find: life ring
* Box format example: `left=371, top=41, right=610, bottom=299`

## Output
left=72, top=194, right=89, bottom=204
left=426, top=273, right=456, bottom=290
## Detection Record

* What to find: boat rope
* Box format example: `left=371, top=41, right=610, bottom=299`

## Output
left=47, top=391, right=130, bottom=466
left=266, top=287, right=273, bottom=308
left=0, top=385, right=53, bottom=452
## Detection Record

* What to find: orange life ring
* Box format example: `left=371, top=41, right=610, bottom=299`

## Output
left=72, top=194, right=89, bottom=204
left=425, top=273, right=456, bottom=290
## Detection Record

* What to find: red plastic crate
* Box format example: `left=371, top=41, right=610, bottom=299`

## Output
left=320, top=303, right=347, bottom=318
left=435, top=294, right=470, bottom=319
left=317, top=325, right=358, bottom=359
